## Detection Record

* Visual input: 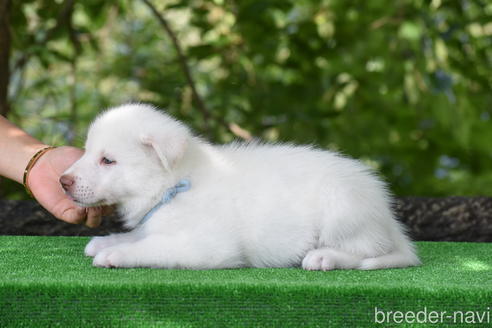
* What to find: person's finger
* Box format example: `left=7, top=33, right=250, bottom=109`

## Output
left=86, top=207, right=102, bottom=228
left=59, top=206, right=87, bottom=224
left=101, top=205, right=115, bottom=216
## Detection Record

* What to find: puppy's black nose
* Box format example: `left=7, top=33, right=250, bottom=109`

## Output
left=60, top=174, right=75, bottom=192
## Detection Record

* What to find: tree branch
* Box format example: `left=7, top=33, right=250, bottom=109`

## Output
left=0, top=0, right=11, bottom=117
left=141, top=0, right=252, bottom=140
left=141, top=0, right=211, bottom=126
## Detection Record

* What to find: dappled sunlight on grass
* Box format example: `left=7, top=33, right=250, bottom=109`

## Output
left=461, top=260, right=491, bottom=272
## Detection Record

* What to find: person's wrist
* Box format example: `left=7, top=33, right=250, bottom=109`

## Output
left=23, top=145, right=57, bottom=197
left=0, top=116, right=49, bottom=183
left=8, top=143, right=48, bottom=184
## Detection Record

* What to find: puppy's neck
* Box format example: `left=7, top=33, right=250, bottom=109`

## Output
left=117, top=180, right=184, bottom=229
left=118, top=137, right=221, bottom=229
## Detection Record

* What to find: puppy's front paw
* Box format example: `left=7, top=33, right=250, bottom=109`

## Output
left=84, top=236, right=113, bottom=257
left=92, top=247, right=128, bottom=268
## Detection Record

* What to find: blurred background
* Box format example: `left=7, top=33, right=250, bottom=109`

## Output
left=1, top=0, right=491, bottom=199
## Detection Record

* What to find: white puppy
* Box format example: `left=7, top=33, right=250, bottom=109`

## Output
left=61, top=104, right=420, bottom=270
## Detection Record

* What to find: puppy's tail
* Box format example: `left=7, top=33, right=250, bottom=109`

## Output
left=359, top=250, right=420, bottom=270
left=358, top=235, right=421, bottom=270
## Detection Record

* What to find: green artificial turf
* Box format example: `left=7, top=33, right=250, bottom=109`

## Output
left=0, top=237, right=491, bottom=327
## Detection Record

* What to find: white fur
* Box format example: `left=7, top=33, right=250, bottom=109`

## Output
left=63, top=104, right=420, bottom=270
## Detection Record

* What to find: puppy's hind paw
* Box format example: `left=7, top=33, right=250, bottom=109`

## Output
left=302, top=248, right=363, bottom=271
left=302, top=249, right=335, bottom=271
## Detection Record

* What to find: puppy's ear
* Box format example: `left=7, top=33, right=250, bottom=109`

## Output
left=140, top=132, right=188, bottom=171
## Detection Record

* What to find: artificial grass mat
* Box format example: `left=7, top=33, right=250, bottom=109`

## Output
left=0, top=237, right=491, bottom=327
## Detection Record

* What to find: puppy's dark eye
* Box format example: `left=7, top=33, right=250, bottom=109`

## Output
left=101, top=157, right=116, bottom=165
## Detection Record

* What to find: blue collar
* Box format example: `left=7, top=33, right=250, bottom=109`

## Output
left=138, top=179, right=191, bottom=226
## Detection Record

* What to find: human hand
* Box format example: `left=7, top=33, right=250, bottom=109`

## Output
left=27, top=146, right=113, bottom=227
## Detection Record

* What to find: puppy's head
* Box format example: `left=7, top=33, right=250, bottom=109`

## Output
left=60, top=104, right=190, bottom=207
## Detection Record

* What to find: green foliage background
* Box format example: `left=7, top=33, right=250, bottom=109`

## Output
left=3, top=0, right=492, bottom=198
